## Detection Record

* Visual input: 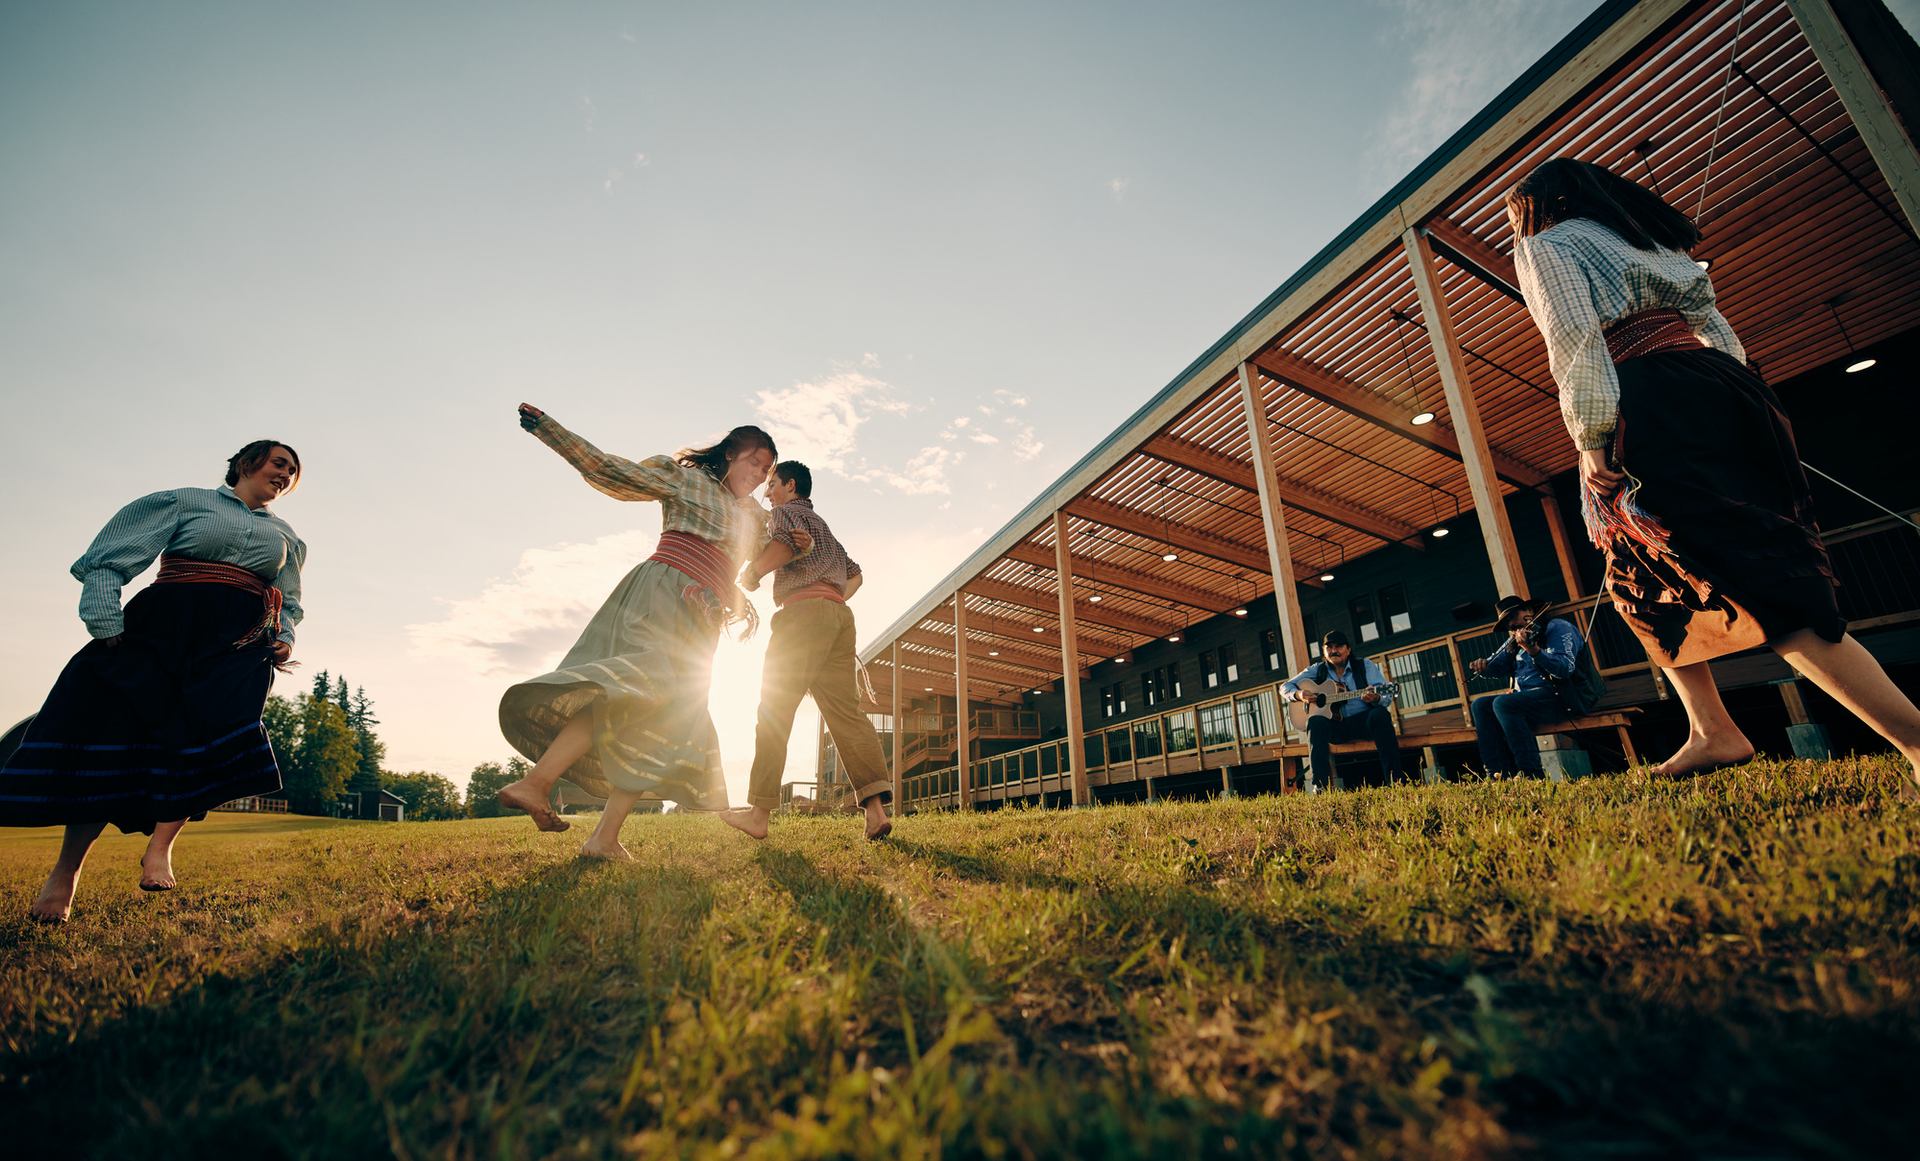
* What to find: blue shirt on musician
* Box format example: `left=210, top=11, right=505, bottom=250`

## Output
left=1478, top=617, right=1582, bottom=693
left=70, top=486, right=306, bottom=644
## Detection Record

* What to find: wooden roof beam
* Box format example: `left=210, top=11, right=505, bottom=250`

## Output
left=917, top=604, right=1129, bottom=660
left=1002, top=540, right=1238, bottom=612
left=897, top=628, right=1063, bottom=676
left=1142, top=433, right=1426, bottom=548
left=1248, top=352, right=1549, bottom=488
left=965, top=577, right=1177, bottom=639
left=1064, top=496, right=1328, bottom=587
left=1423, top=217, right=1523, bottom=301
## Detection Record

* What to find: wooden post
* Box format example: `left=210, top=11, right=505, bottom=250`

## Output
left=1787, top=0, right=1920, bottom=234
left=1237, top=362, right=1310, bottom=673
left=1403, top=226, right=1530, bottom=599
left=1051, top=509, right=1092, bottom=807
left=1540, top=492, right=1583, bottom=602
left=953, top=594, right=973, bottom=810
left=890, top=641, right=904, bottom=807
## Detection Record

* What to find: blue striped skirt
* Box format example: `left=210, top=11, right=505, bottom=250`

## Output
left=0, top=580, right=283, bottom=834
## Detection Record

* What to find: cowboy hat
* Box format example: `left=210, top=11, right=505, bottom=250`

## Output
left=1493, top=595, right=1553, bottom=632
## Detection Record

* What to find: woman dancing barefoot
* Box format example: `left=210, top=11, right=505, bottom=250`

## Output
left=496, top=405, right=774, bottom=859
left=0, top=441, right=306, bottom=921
left=1508, top=158, right=1920, bottom=788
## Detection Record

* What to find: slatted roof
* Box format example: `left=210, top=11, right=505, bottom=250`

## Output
left=862, top=0, right=1920, bottom=709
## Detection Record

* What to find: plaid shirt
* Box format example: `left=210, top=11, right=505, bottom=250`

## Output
left=767, top=498, right=860, bottom=606
left=1513, top=217, right=1744, bottom=451
left=530, top=417, right=766, bottom=566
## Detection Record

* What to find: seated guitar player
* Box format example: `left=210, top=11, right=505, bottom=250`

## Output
left=1280, top=630, right=1406, bottom=793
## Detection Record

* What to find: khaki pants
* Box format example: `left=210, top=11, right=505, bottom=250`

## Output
left=746, top=598, right=891, bottom=810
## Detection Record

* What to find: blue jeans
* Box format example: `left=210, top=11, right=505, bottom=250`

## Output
left=1471, top=687, right=1571, bottom=776
left=1304, top=703, right=1404, bottom=791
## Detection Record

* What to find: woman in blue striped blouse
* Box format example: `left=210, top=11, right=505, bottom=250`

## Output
left=0, top=441, right=306, bottom=922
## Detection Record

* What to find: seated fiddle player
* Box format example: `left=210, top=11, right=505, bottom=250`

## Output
left=1468, top=595, right=1585, bottom=778
left=1280, top=631, right=1404, bottom=792
left=721, top=461, right=894, bottom=841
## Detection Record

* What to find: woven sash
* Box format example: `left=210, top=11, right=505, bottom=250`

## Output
left=779, top=581, right=846, bottom=609
left=1604, top=308, right=1704, bottom=363
left=152, top=556, right=283, bottom=650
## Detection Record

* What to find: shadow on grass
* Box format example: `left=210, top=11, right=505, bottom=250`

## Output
left=887, top=836, right=1080, bottom=893
left=0, top=856, right=719, bottom=1158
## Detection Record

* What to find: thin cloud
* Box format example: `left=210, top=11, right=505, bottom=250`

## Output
left=968, top=432, right=1000, bottom=445
left=1012, top=426, right=1044, bottom=461
left=993, top=390, right=1028, bottom=407
left=1365, top=0, right=1587, bottom=185
left=579, top=90, right=597, bottom=133
left=1108, top=177, right=1131, bottom=202
left=754, top=368, right=909, bottom=472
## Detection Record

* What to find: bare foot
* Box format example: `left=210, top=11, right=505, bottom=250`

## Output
left=864, top=802, right=892, bottom=842
left=1653, top=735, right=1756, bottom=779
left=29, top=869, right=78, bottom=923
left=577, top=839, right=633, bottom=862
left=498, top=780, right=571, bottom=832
left=719, top=808, right=769, bottom=841
left=139, top=849, right=175, bottom=892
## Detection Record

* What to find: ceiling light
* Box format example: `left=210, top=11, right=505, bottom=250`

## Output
left=1320, top=572, right=1336, bottom=582
left=987, top=650, right=999, bottom=656
left=1168, top=633, right=1182, bottom=643
left=1696, top=259, right=1710, bottom=270
left=1115, top=655, right=1128, bottom=663
left=1088, top=593, right=1102, bottom=602
left=923, top=687, right=933, bottom=692
left=1032, top=625, right=1045, bottom=633
left=1162, top=551, right=1178, bottom=562
left=1846, top=358, right=1877, bottom=374
left=1232, top=607, right=1248, bottom=617
left=1411, top=409, right=1436, bottom=426
left=1032, top=688, right=1044, bottom=694
left=1431, top=526, right=1450, bottom=538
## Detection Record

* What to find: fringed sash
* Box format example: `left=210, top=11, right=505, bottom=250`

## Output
left=650, top=531, right=758, bottom=637
left=778, top=581, right=847, bottom=609
left=1581, top=310, right=1707, bottom=552
left=152, top=556, right=293, bottom=670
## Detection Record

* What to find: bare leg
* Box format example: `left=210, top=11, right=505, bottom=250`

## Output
left=720, top=804, right=771, bottom=840
left=579, top=788, right=639, bottom=861
left=498, top=713, right=591, bottom=832
left=30, top=821, right=107, bottom=922
left=140, top=819, right=187, bottom=890
left=1654, top=661, right=1756, bottom=777
left=1773, top=630, right=1920, bottom=785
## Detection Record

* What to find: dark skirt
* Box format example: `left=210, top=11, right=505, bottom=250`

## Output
left=1594, top=346, right=1843, bottom=668
left=0, top=582, right=283, bottom=834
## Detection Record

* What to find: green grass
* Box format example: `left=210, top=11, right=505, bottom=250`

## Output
left=2, top=757, right=1917, bottom=1159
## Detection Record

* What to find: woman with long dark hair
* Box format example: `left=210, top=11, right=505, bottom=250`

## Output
left=0, top=441, right=306, bottom=921
left=1507, top=158, right=1920, bottom=787
left=496, top=405, right=775, bottom=858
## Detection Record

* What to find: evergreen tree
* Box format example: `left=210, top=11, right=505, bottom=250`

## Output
left=333, top=675, right=351, bottom=714
left=347, top=685, right=385, bottom=794
left=382, top=770, right=465, bottom=821
left=310, top=669, right=331, bottom=702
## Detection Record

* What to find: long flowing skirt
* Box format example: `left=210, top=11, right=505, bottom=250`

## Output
left=1596, top=347, right=1843, bottom=667
left=0, top=583, right=283, bottom=834
left=498, top=559, right=730, bottom=810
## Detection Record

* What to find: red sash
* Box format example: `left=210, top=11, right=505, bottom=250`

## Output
left=1604, top=308, right=1705, bottom=363
left=152, top=556, right=284, bottom=651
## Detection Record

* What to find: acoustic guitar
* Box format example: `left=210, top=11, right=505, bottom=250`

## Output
left=1288, top=678, right=1398, bottom=730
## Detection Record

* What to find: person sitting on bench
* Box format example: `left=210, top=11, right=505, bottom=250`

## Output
left=1468, top=595, right=1584, bottom=779
left=1281, top=631, right=1404, bottom=792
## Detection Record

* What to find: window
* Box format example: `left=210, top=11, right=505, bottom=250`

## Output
left=1166, top=664, right=1183, bottom=700
left=1350, top=595, right=1380, bottom=644
left=1106, top=725, right=1133, bottom=762
left=1380, top=584, right=1412, bottom=635
left=1142, top=674, right=1158, bottom=709
left=1132, top=717, right=1163, bottom=760
left=1143, top=666, right=1174, bottom=708
left=1201, top=650, right=1220, bottom=689
left=1198, top=702, right=1236, bottom=747
left=1220, top=643, right=1240, bottom=683
left=1236, top=690, right=1279, bottom=742
left=1261, top=629, right=1281, bottom=671
left=1102, top=685, right=1116, bottom=719
left=1305, top=613, right=1322, bottom=659
left=1165, top=709, right=1196, bottom=753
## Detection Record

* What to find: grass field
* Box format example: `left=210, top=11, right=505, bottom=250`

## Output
left=3, top=757, right=1918, bottom=1159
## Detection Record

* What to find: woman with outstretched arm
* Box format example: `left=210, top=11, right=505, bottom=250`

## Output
left=495, top=404, right=775, bottom=858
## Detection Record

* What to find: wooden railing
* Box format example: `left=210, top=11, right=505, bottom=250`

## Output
left=893, top=512, right=1918, bottom=811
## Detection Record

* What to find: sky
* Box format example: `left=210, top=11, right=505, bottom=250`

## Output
left=5, top=1, right=1916, bottom=804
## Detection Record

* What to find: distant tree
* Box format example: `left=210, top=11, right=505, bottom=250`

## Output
left=262, top=694, right=299, bottom=770
left=309, top=669, right=331, bottom=703
left=383, top=770, right=466, bottom=821
left=466, top=757, right=531, bottom=818
left=332, top=675, right=351, bottom=714
left=283, top=694, right=360, bottom=814
left=346, top=685, right=385, bottom=795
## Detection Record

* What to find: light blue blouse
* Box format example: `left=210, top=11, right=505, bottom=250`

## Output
left=70, top=486, right=306, bottom=644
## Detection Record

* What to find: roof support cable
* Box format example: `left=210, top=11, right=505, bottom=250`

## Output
left=1694, top=0, right=1749, bottom=223
left=1727, top=61, right=1914, bottom=242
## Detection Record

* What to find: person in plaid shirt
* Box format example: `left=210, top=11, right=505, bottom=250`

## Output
left=723, top=461, right=894, bottom=841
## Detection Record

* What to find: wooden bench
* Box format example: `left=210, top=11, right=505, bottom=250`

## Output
left=1273, top=709, right=1642, bottom=790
